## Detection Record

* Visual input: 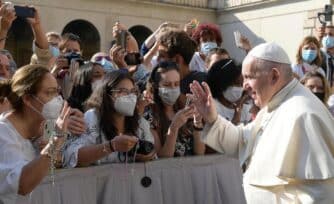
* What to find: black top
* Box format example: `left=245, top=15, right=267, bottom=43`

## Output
left=180, top=71, right=207, bottom=94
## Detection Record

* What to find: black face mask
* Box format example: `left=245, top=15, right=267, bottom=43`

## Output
left=313, top=92, right=325, bottom=102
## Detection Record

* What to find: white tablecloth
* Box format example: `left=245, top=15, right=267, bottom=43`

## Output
left=16, top=155, right=246, bottom=204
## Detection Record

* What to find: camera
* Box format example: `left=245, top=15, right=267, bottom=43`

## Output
left=128, top=139, right=154, bottom=156
left=64, top=52, right=84, bottom=67
left=318, top=4, right=333, bottom=26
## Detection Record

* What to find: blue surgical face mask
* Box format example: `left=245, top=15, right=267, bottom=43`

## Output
left=322, top=35, right=334, bottom=49
left=100, top=58, right=115, bottom=72
left=50, top=46, right=60, bottom=58
left=302, top=49, right=317, bottom=63
left=200, top=42, right=217, bottom=56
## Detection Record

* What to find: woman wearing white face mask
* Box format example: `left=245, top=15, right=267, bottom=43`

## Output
left=291, top=36, right=325, bottom=79
left=0, top=65, right=71, bottom=201
left=63, top=70, right=155, bottom=167
left=207, top=59, right=252, bottom=125
left=144, top=61, right=205, bottom=158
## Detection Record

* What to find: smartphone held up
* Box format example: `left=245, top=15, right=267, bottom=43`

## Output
left=4, top=2, right=35, bottom=18
left=14, top=5, right=35, bottom=18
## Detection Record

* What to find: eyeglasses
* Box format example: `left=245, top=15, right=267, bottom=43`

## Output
left=109, top=88, right=138, bottom=96
left=93, top=56, right=111, bottom=62
left=43, top=87, right=62, bottom=98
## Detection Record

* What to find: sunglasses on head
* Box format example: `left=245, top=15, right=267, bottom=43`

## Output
left=94, top=56, right=111, bottom=62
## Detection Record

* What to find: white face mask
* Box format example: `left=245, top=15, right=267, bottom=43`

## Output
left=223, top=86, right=243, bottom=103
left=114, top=94, right=137, bottom=116
left=33, top=95, right=64, bottom=120
left=158, top=87, right=180, bottom=105
left=91, top=79, right=103, bottom=91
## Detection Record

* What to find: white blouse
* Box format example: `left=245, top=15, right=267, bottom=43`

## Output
left=0, top=115, right=36, bottom=202
left=291, top=62, right=325, bottom=79
left=63, top=109, right=154, bottom=168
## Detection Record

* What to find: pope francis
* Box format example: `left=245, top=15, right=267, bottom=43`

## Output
left=189, top=42, right=334, bottom=204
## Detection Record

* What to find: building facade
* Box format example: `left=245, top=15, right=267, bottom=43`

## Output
left=8, top=0, right=332, bottom=66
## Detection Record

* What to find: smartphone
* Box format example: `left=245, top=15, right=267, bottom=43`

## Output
left=116, top=30, right=128, bottom=49
left=185, top=97, right=192, bottom=107
left=125, top=52, right=142, bottom=65
left=43, top=120, right=54, bottom=141
left=14, top=6, right=35, bottom=18
left=233, top=30, right=242, bottom=48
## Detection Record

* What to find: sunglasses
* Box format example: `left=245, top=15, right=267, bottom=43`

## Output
left=94, top=56, right=111, bottom=62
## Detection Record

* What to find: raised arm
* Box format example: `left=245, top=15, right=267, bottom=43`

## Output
left=27, top=6, right=48, bottom=49
left=189, top=81, right=245, bottom=157
left=0, top=3, right=16, bottom=49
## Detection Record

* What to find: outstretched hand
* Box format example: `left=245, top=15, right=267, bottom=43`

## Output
left=189, top=81, right=217, bottom=124
left=56, top=101, right=72, bottom=133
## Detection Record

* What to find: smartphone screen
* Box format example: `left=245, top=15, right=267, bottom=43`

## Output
left=14, top=6, right=35, bottom=18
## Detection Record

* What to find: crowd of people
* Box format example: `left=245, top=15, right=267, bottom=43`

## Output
left=0, top=2, right=334, bottom=203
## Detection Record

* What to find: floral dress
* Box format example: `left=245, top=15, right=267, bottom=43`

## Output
left=144, top=106, right=194, bottom=157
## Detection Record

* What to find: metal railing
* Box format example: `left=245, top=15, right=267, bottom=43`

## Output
left=223, top=0, right=274, bottom=8
left=157, top=0, right=209, bottom=8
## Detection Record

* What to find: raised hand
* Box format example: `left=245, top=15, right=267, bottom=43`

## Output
left=110, top=45, right=127, bottom=69
left=170, top=106, right=195, bottom=130
left=189, top=81, right=217, bottom=124
left=239, top=35, right=252, bottom=52
left=26, top=6, right=40, bottom=26
left=55, top=101, right=72, bottom=133
left=0, top=3, right=16, bottom=32
left=67, top=108, right=86, bottom=135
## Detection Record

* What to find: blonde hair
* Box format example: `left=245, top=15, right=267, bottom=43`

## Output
left=7, top=65, right=50, bottom=111
left=296, top=36, right=322, bottom=66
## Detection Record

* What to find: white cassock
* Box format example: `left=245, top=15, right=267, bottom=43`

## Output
left=202, top=79, right=334, bottom=204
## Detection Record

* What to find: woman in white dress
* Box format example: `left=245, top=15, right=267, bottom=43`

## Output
left=0, top=65, right=70, bottom=201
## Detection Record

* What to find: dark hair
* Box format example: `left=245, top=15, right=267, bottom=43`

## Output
left=59, top=33, right=82, bottom=51
left=207, top=59, right=241, bottom=99
left=192, top=23, right=223, bottom=46
left=147, top=61, right=180, bottom=144
left=300, top=70, right=331, bottom=104
left=0, top=79, right=11, bottom=103
left=159, top=30, right=197, bottom=65
left=206, top=47, right=230, bottom=66
left=67, top=62, right=94, bottom=112
left=85, top=70, right=139, bottom=141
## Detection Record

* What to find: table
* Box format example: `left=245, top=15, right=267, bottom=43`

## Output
left=18, top=155, right=246, bottom=204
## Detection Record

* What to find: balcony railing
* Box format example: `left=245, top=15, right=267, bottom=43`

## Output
left=158, top=0, right=209, bottom=8
left=138, top=0, right=274, bottom=9
left=223, top=0, right=274, bottom=8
